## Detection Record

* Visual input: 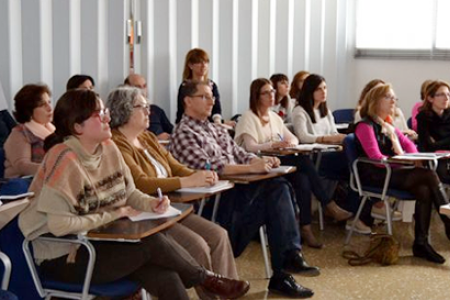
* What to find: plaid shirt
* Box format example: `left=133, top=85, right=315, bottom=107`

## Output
left=170, top=115, right=256, bottom=173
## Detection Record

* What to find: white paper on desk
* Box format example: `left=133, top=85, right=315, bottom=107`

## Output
left=0, top=198, right=30, bottom=230
left=128, top=205, right=182, bottom=222
left=440, top=203, right=450, bottom=216
left=176, top=180, right=233, bottom=194
left=269, top=166, right=294, bottom=174
left=285, top=144, right=340, bottom=151
left=335, top=123, right=349, bottom=129
left=0, top=191, right=34, bottom=201
left=392, top=153, right=450, bottom=160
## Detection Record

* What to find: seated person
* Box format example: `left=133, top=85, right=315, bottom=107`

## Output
left=4, top=84, right=54, bottom=178
left=170, top=80, right=318, bottom=299
left=417, top=80, right=450, bottom=183
left=66, top=74, right=95, bottom=90
left=19, top=89, right=249, bottom=300
left=270, top=74, right=295, bottom=124
left=412, top=80, right=433, bottom=132
left=107, top=87, right=240, bottom=300
left=234, top=78, right=352, bottom=248
left=356, top=83, right=450, bottom=264
left=124, top=74, right=173, bottom=140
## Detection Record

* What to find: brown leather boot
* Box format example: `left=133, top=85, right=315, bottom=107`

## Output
left=325, top=201, right=353, bottom=222
left=301, top=225, right=323, bottom=249
left=201, top=272, right=250, bottom=299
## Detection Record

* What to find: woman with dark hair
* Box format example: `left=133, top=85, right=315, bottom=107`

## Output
left=270, top=74, right=295, bottom=123
left=19, top=89, right=249, bottom=300
left=289, top=71, right=309, bottom=100
left=107, top=87, right=243, bottom=300
left=417, top=80, right=450, bottom=183
left=4, top=84, right=54, bottom=178
left=235, top=78, right=352, bottom=248
left=412, top=79, right=434, bottom=132
left=176, top=48, right=235, bottom=127
left=292, top=74, right=345, bottom=144
left=356, top=83, right=450, bottom=264
left=66, top=74, right=95, bottom=90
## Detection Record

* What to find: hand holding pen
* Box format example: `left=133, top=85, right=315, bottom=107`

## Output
left=153, top=187, right=170, bottom=214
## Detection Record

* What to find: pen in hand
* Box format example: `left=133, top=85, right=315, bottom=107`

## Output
left=277, top=133, right=284, bottom=141
left=157, top=187, right=163, bottom=202
left=205, top=160, right=211, bottom=170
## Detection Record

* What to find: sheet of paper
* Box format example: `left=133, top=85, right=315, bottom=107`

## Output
left=269, top=166, right=294, bottom=174
left=128, top=205, right=182, bottom=222
left=176, top=180, right=233, bottom=194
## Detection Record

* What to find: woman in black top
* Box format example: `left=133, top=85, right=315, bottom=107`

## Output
left=417, top=80, right=450, bottom=183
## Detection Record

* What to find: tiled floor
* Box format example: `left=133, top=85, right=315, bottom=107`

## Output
left=188, top=212, right=450, bottom=300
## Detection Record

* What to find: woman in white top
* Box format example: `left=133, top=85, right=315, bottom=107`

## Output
left=292, top=74, right=371, bottom=234
left=235, top=78, right=352, bottom=248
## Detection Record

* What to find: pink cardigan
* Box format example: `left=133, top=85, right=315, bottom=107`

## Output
left=355, top=122, right=418, bottom=160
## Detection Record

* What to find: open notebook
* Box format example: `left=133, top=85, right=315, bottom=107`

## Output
left=176, top=180, right=233, bottom=194
left=128, top=205, right=182, bottom=222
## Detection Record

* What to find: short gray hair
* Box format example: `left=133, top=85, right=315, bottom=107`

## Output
left=106, top=87, right=143, bottom=129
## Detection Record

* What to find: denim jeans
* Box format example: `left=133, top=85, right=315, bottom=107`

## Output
left=217, top=177, right=301, bottom=273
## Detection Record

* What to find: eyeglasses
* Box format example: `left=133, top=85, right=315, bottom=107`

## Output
left=133, top=104, right=151, bottom=112
left=434, top=92, right=450, bottom=99
left=384, top=95, right=398, bottom=101
left=191, top=94, right=216, bottom=102
left=91, top=108, right=110, bottom=122
left=260, top=89, right=276, bottom=96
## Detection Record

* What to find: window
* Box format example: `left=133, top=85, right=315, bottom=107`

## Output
left=355, top=0, right=450, bottom=59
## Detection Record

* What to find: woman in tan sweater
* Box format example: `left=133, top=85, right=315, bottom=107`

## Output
left=19, top=89, right=249, bottom=300
left=107, top=87, right=241, bottom=300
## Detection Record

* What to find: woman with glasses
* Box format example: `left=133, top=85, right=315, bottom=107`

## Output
left=417, top=80, right=450, bottom=184
left=176, top=48, right=235, bottom=127
left=19, top=88, right=249, bottom=300
left=234, top=78, right=352, bottom=248
left=356, top=83, right=450, bottom=264
left=4, top=84, right=55, bottom=178
left=107, top=87, right=244, bottom=300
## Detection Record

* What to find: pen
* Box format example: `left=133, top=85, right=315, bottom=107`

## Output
left=157, top=187, right=163, bottom=202
left=205, top=160, right=211, bottom=170
left=277, top=133, right=284, bottom=141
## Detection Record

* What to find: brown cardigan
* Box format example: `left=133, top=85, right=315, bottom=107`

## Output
left=112, top=129, right=194, bottom=194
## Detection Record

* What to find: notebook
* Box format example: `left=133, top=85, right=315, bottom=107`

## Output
left=128, top=205, right=182, bottom=222
left=176, top=180, right=233, bottom=194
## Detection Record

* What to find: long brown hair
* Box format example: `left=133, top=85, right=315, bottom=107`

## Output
left=249, top=78, right=272, bottom=116
left=297, top=74, right=328, bottom=123
left=182, top=48, right=210, bottom=81
left=270, top=74, right=289, bottom=109
left=290, top=71, right=309, bottom=99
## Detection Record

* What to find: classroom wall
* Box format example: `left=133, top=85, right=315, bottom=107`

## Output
left=1, top=0, right=449, bottom=122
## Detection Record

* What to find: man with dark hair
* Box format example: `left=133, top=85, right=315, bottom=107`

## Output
left=170, top=80, right=318, bottom=299
left=124, top=74, right=173, bottom=140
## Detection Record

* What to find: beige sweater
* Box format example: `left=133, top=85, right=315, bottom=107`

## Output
left=19, top=136, right=156, bottom=262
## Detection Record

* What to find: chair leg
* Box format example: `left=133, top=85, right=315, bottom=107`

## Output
left=141, top=288, right=150, bottom=300
left=345, top=196, right=368, bottom=245
left=384, top=198, right=393, bottom=235
left=259, top=226, right=272, bottom=279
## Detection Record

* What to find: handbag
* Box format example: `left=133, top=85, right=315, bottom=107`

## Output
left=342, top=233, right=400, bottom=266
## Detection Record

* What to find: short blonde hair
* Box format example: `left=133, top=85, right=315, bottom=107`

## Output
left=360, top=83, right=393, bottom=119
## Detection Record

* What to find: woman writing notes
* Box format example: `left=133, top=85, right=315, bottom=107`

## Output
left=107, top=87, right=242, bottom=300
left=235, top=78, right=352, bottom=248
left=18, top=89, right=249, bottom=300
left=355, top=83, right=450, bottom=264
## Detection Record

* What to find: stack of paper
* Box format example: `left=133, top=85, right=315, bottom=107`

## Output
left=0, top=198, right=30, bottom=230
left=176, top=180, right=233, bottom=194
left=269, top=166, right=295, bottom=174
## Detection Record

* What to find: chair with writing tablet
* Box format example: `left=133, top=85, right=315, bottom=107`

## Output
left=22, top=234, right=150, bottom=300
left=343, top=134, right=416, bottom=245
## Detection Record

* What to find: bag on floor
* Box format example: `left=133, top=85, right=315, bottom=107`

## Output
left=342, top=233, right=400, bottom=266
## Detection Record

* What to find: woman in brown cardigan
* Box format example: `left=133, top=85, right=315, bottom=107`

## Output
left=107, top=87, right=241, bottom=300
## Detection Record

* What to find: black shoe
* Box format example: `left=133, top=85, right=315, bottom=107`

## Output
left=413, top=243, right=446, bottom=264
left=268, top=273, right=314, bottom=299
left=283, top=252, right=320, bottom=276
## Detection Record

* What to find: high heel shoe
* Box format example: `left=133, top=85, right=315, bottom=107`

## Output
left=301, top=225, right=323, bottom=249
left=325, top=201, right=353, bottom=222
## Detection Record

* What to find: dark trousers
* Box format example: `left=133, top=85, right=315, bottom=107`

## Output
left=359, top=165, right=450, bottom=244
left=40, top=232, right=206, bottom=300
left=280, top=155, right=331, bottom=225
left=216, top=177, right=301, bottom=273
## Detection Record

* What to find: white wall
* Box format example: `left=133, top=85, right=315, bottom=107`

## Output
left=1, top=0, right=449, bottom=122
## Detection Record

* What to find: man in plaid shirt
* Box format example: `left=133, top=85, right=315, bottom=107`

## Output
left=170, top=80, right=318, bottom=299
